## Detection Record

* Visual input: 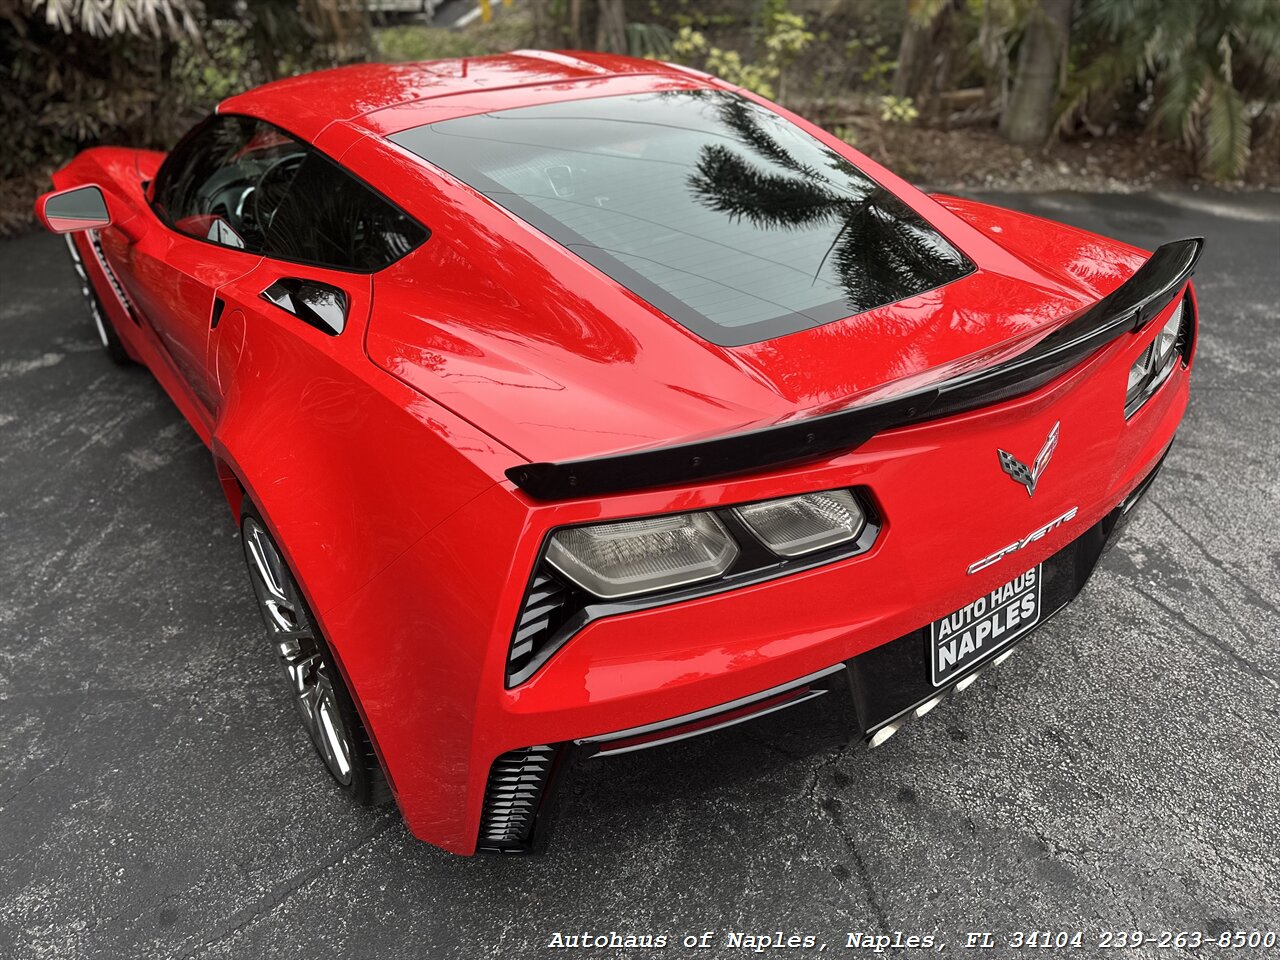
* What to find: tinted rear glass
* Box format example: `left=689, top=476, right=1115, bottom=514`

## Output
left=391, top=90, right=972, bottom=345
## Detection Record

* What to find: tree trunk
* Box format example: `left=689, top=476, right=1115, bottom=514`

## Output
left=594, top=0, right=626, bottom=54
left=529, top=0, right=551, bottom=48
left=566, top=0, right=582, bottom=48
left=999, top=0, right=1073, bottom=145
left=892, top=0, right=961, bottom=105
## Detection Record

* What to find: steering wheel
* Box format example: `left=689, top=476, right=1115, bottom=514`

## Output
left=249, top=153, right=305, bottom=238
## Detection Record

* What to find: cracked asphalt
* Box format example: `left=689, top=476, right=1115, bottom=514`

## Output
left=1, top=190, right=1278, bottom=959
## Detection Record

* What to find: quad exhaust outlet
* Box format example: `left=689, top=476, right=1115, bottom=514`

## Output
left=866, top=647, right=1019, bottom=748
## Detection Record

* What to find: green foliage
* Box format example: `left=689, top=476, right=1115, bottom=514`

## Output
left=374, top=3, right=531, bottom=63
left=674, top=27, right=775, bottom=96
left=171, top=20, right=255, bottom=104
left=879, top=95, right=919, bottom=123
left=1202, top=76, right=1252, bottom=182
left=375, top=24, right=489, bottom=61
left=670, top=4, right=814, bottom=100
left=829, top=124, right=859, bottom=146
left=763, top=11, right=813, bottom=68
left=1063, top=0, right=1280, bottom=179
left=845, top=36, right=897, bottom=93
left=0, top=0, right=375, bottom=233
left=624, top=21, right=675, bottom=60
left=666, top=2, right=738, bottom=33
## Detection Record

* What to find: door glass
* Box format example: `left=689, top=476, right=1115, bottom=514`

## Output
left=152, top=115, right=307, bottom=253
left=154, top=114, right=427, bottom=270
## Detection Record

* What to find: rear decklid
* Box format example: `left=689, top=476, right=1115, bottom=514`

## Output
left=363, top=84, right=1191, bottom=483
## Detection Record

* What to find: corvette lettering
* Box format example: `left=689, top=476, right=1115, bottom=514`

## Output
left=966, top=507, right=1079, bottom=574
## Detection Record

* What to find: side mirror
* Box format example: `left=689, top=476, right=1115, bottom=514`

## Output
left=36, top=185, right=112, bottom=234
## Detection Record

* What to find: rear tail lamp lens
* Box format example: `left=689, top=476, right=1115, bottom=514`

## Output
left=511, top=488, right=881, bottom=685
left=546, top=512, right=738, bottom=599
left=1126, top=342, right=1155, bottom=400
left=1153, top=300, right=1183, bottom=368
left=734, top=489, right=866, bottom=557
left=1125, top=299, right=1185, bottom=417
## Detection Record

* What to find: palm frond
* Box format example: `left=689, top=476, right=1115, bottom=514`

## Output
left=31, top=0, right=198, bottom=38
left=686, top=144, right=843, bottom=229
left=1202, top=76, right=1251, bottom=178
left=1066, top=0, right=1277, bottom=178
left=1153, top=56, right=1209, bottom=143
left=624, top=22, right=674, bottom=61
left=1055, top=29, right=1147, bottom=132
left=712, top=96, right=829, bottom=182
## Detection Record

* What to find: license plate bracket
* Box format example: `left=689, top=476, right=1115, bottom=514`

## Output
left=929, top=565, right=1042, bottom=686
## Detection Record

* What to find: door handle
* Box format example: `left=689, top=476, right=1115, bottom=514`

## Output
left=260, top=278, right=348, bottom=336
left=210, top=296, right=226, bottom=329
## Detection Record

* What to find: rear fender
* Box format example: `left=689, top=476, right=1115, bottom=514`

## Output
left=207, top=272, right=516, bottom=803
left=929, top=194, right=1151, bottom=299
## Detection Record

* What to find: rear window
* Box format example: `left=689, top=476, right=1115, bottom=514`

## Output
left=390, top=90, right=972, bottom=346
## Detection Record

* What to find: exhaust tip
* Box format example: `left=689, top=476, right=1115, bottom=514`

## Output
left=868, top=722, right=900, bottom=748
left=993, top=648, right=1016, bottom=667
left=913, top=696, right=943, bottom=719
left=954, top=671, right=980, bottom=692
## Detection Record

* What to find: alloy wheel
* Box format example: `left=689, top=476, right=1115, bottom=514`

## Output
left=242, top=518, right=355, bottom=786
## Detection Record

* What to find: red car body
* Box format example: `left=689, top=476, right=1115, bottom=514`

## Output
left=37, top=52, right=1200, bottom=855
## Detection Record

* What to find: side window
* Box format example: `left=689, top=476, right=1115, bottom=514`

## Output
left=153, top=114, right=427, bottom=271
left=152, top=115, right=306, bottom=254
left=263, top=154, right=428, bottom=271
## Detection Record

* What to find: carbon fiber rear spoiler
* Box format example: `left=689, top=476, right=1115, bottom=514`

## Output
left=507, top=237, right=1204, bottom=501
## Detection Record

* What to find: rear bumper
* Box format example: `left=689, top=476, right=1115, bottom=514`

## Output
left=478, top=444, right=1171, bottom=852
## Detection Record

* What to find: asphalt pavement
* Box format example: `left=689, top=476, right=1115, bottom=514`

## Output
left=1, top=189, right=1278, bottom=959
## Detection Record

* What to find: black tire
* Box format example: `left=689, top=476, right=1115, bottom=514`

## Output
left=88, top=285, right=132, bottom=367
left=240, top=506, right=390, bottom=806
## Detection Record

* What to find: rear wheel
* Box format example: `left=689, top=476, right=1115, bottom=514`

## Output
left=87, top=287, right=131, bottom=366
left=241, top=510, right=390, bottom=805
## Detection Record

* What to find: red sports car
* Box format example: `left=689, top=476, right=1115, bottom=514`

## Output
left=36, top=52, right=1201, bottom=855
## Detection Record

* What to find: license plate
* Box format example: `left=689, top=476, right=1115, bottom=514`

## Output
left=930, top=565, right=1042, bottom=686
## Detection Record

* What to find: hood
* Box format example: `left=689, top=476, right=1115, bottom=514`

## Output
left=366, top=195, right=1148, bottom=466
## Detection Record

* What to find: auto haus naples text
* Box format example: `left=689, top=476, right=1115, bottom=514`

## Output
left=933, top=568, right=1040, bottom=681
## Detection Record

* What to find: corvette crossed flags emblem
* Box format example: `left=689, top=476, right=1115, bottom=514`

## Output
left=997, top=422, right=1060, bottom=498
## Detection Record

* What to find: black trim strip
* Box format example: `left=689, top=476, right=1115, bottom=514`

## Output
left=507, top=237, right=1203, bottom=501
left=84, top=230, right=142, bottom=325
left=575, top=664, right=846, bottom=757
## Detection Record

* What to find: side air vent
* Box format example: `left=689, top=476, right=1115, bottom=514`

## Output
left=1175, top=291, right=1196, bottom=363
left=260, top=278, right=349, bottom=335
left=477, top=745, right=558, bottom=852
left=506, top=572, right=576, bottom=687
left=85, top=230, right=140, bottom=325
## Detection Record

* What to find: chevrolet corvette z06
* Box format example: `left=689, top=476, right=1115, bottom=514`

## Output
left=36, top=51, right=1201, bottom=855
